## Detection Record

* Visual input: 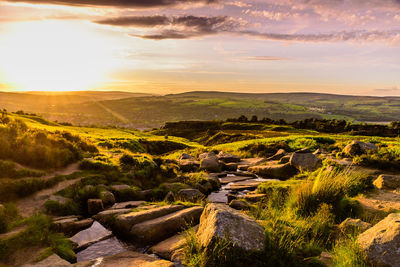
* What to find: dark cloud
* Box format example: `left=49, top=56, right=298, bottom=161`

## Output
left=95, top=16, right=170, bottom=27
left=96, top=15, right=237, bottom=39
left=5, top=0, right=216, bottom=8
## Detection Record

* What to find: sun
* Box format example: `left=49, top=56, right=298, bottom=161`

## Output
left=0, top=20, right=117, bottom=92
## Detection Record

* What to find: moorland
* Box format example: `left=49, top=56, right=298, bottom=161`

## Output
left=1, top=107, right=400, bottom=266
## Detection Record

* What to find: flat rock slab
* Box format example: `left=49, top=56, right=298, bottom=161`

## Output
left=227, top=180, right=262, bottom=191
left=76, top=237, right=128, bottom=262
left=111, top=201, right=146, bottom=210
left=130, top=206, right=204, bottom=244
left=238, top=158, right=267, bottom=166
left=220, top=176, right=253, bottom=185
left=115, top=205, right=185, bottom=235
left=70, top=221, right=112, bottom=250
left=243, top=194, right=267, bottom=202
left=150, top=225, right=199, bottom=260
left=75, top=251, right=174, bottom=267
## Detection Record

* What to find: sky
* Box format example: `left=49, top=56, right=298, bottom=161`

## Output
left=0, top=0, right=399, bottom=95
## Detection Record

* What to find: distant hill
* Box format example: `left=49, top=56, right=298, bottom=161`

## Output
left=1, top=90, right=400, bottom=128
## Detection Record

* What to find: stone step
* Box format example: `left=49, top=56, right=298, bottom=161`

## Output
left=149, top=225, right=199, bottom=261
left=130, top=206, right=204, bottom=244
left=114, top=205, right=185, bottom=235
left=70, top=221, right=112, bottom=250
left=220, top=176, right=253, bottom=185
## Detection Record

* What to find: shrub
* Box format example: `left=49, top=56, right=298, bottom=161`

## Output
left=0, top=203, right=19, bottom=234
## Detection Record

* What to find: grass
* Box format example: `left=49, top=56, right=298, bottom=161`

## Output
left=0, top=203, right=19, bottom=234
left=0, top=214, right=76, bottom=263
left=331, top=236, right=368, bottom=267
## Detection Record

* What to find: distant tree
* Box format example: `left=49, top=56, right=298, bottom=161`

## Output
left=250, top=115, right=258, bottom=122
left=238, top=115, right=248, bottom=122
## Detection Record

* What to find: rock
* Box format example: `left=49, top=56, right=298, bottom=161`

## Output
left=115, top=205, right=185, bottom=235
left=22, top=254, right=72, bottom=267
left=179, top=153, right=194, bottom=160
left=130, top=206, right=203, bottom=244
left=222, top=162, right=239, bottom=171
left=357, top=213, right=400, bottom=266
left=228, top=180, right=262, bottom=191
left=75, top=251, right=174, bottom=267
left=229, top=200, right=250, bottom=210
left=207, top=175, right=221, bottom=190
left=313, top=148, right=327, bottom=155
left=70, top=221, right=112, bottom=250
left=289, top=152, right=322, bottom=171
left=196, top=203, right=264, bottom=252
left=339, top=218, right=371, bottom=234
left=195, top=182, right=213, bottom=195
left=111, top=201, right=145, bottom=210
left=238, top=165, right=249, bottom=171
left=344, top=140, right=378, bottom=156
left=100, top=191, right=115, bottom=207
left=136, top=189, right=153, bottom=201
left=278, top=155, right=291, bottom=164
left=227, top=193, right=238, bottom=203
left=248, top=163, right=297, bottom=179
left=200, top=153, right=220, bottom=172
left=54, top=217, right=94, bottom=236
left=243, top=194, right=267, bottom=202
left=49, top=195, right=70, bottom=205
left=92, top=208, right=131, bottom=227
left=177, top=189, right=205, bottom=202
left=199, top=152, right=216, bottom=160
left=217, top=151, right=240, bottom=163
left=319, top=252, right=333, bottom=267
left=76, top=236, right=127, bottom=262
left=267, top=149, right=286, bottom=160
left=373, top=175, right=400, bottom=190
left=164, top=191, right=175, bottom=203
left=150, top=233, right=186, bottom=260
left=238, top=158, right=268, bottom=167
left=179, top=159, right=200, bottom=172
left=87, top=199, right=104, bottom=215
left=110, top=184, right=131, bottom=191
left=220, top=176, right=252, bottom=185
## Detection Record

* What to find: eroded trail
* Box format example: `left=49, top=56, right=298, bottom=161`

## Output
left=15, top=163, right=82, bottom=217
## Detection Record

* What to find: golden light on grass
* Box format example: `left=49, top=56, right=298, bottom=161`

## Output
left=0, top=20, right=117, bottom=92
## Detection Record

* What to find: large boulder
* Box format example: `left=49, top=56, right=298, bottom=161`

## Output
left=373, top=175, right=400, bottom=190
left=248, top=163, right=297, bottom=180
left=130, top=206, right=204, bottom=244
left=200, top=153, right=220, bottom=172
left=344, top=140, right=378, bottom=156
left=217, top=151, right=240, bottom=163
left=196, top=203, right=264, bottom=252
left=87, top=199, right=104, bottom=215
left=177, top=189, right=205, bottom=202
left=357, top=213, right=400, bottom=266
left=289, top=152, right=322, bottom=171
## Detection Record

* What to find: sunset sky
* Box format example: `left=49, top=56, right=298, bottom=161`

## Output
left=0, top=0, right=399, bottom=95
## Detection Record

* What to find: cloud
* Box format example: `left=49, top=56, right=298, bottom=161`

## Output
left=373, top=87, right=400, bottom=93
left=243, top=56, right=291, bottom=61
left=96, top=15, right=238, bottom=39
left=5, top=0, right=216, bottom=8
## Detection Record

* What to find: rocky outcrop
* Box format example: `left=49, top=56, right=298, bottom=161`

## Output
left=373, top=175, right=400, bottom=190
left=344, top=140, right=378, bottom=156
left=196, top=203, right=264, bottom=252
left=75, top=251, right=174, bottom=267
left=289, top=152, right=321, bottom=171
left=248, top=163, right=297, bottom=179
left=70, top=221, right=112, bottom=250
left=176, top=189, right=205, bottom=202
left=357, top=213, right=400, bottom=266
left=130, top=206, right=204, bottom=244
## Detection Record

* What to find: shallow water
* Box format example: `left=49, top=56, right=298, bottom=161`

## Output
left=76, top=236, right=134, bottom=262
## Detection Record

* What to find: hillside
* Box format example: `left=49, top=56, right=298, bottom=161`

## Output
left=2, top=91, right=400, bottom=128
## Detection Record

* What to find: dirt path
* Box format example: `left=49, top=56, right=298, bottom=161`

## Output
left=15, top=163, right=83, bottom=217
